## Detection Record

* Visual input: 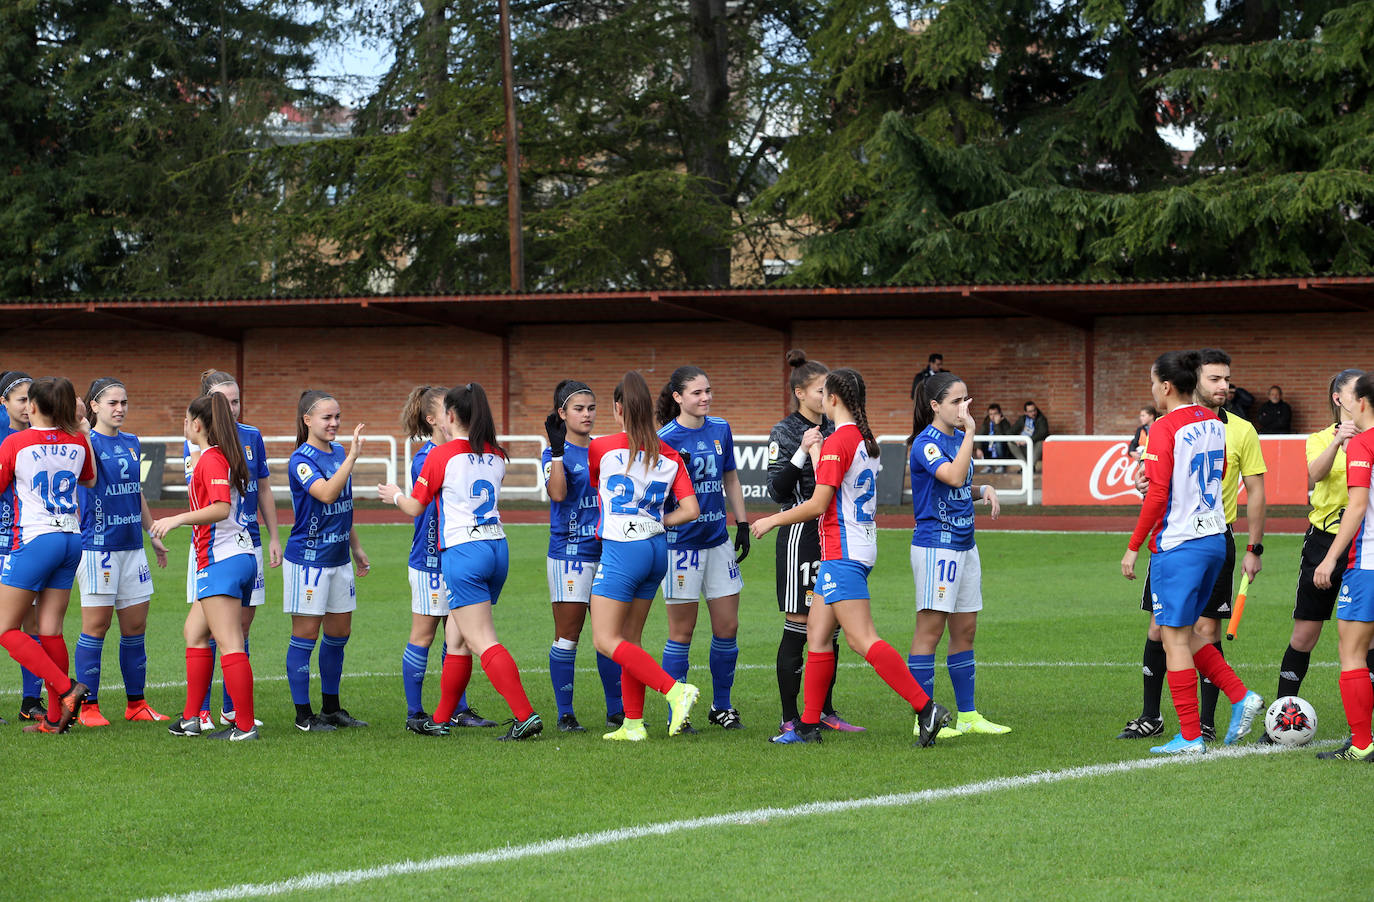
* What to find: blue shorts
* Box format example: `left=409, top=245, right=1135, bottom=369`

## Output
left=441, top=539, right=509, bottom=609
left=593, top=536, right=667, bottom=603
left=196, top=554, right=256, bottom=604
left=1337, top=569, right=1374, bottom=623
left=816, top=559, right=872, bottom=604
left=0, top=533, right=82, bottom=592
left=1148, top=533, right=1226, bottom=628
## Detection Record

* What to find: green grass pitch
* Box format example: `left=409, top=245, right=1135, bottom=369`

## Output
left=2, top=526, right=1369, bottom=900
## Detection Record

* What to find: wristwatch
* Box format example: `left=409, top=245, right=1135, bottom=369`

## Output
left=1247, top=543, right=1264, bottom=556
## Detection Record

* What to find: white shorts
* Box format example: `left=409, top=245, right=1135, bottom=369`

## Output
left=911, top=545, right=983, bottom=614
left=284, top=560, right=356, bottom=616
left=547, top=558, right=599, bottom=604
left=663, top=542, right=743, bottom=604
left=78, top=548, right=153, bottom=608
left=409, top=567, right=448, bottom=617
left=188, top=545, right=265, bottom=607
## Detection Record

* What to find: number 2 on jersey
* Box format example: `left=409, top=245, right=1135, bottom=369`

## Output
left=470, top=479, right=497, bottom=522
left=853, top=469, right=876, bottom=523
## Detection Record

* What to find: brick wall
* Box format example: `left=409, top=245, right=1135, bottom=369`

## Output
left=5, top=313, right=1368, bottom=445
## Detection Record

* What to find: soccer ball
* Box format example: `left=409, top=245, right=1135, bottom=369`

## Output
left=1263, top=696, right=1317, bottom=747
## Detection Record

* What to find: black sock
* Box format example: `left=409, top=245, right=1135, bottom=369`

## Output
left=1142, top=639, right=1166, bottom=719
left=1278, top=644, right=1311, bottom=698
left=126, top=693, right=144, bottom=704
left=823, top=629, right=840, bottom=716
left=295, top=702, right=314, bottom=721
left=1198, top=642, right=1224, bottom=730
left=21, top=695, right=40, bottom=709
left=322, top=693, right=340, bottom=715
left=1366, top=647, right=1374, bottom=678
left=777, top=621, right=807, bottom=723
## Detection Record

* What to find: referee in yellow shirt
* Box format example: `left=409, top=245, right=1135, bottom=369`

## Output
left=1270, top=368, right=1374, bottom=704
left=1118, top=349, right=1267, bottom=741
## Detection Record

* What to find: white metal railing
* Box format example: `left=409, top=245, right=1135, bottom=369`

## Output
left=146, top=434, right=397, bottom=496
left=876, top=433, right=1035, bottom=504
left=403, top=434, right=550, bottom=501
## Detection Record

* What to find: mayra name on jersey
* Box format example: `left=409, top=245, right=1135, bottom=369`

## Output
left=1180, top=418, right=1225, bottom=446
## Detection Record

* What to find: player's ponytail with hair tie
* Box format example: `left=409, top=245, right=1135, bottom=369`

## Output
left=401, top=384, right=447, bottom=441
left=188, top=393, right=250, bottom=494
left=909, top=372, right=962, bottom=445
left=826, top=368, right=880, bottom=457
left=616, top=371, right=661, bottom=471
left=445, top=382, right=505, bottom=458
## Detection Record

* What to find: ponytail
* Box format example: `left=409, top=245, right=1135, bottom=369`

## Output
left=446, top=382, right=505, bottom=458
left=296, top=390, right=334, bottom=448
left=189, top=393, right=249, bottom=494
left=826, top=368, right=879, bottom=457
left=615, top=371, right=660, bottom=470
left=656, top=365, right=707, bottom=426
left=28, top=377, right=80, bottom=434
left=1153, top=350, right=1202, bottom=397
left=401, top=385, right=447, bottom=441
left=909, top=372, right=963, bottom=445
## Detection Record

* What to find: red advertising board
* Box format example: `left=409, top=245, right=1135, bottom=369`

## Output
left=1042, top=436, right=1310, bottom=506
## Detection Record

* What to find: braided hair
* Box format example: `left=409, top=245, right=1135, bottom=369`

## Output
left=825, top=368, right=879, bottom=457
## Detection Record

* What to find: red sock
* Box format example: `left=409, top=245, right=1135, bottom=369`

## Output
left=1167, top=668, right=1201, bottom=740
left=801, top=651, right=835, bottom=725
left=433, top=653, right=474, bottom=723
left=1193, top=643, right=1246, bottom=703
left=1339, top=668, right=1374, bottom=749
left=38, top=634, right=70, bottom=714
left=621, top=669, right=646, bottom=720
left=221, top=652, right=254, bottom=729
left=1, top=630, right=70, bottom=692
left=479, top=644, right=534, bottom=722
left=183, top=648, right=214, bottom=720
left=864, top=639, right=932, bottom=711
left=611, top=641, right=677, bottom=695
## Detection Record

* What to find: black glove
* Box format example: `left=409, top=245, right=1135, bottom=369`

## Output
left=543, top=411, right=566, bottom=458
left=734, top=522, right=750, bottom=563
left=677, top=448, right=692, bottom=474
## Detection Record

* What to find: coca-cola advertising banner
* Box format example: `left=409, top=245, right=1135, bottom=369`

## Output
left=1042, top=436, right=1309, bottom=506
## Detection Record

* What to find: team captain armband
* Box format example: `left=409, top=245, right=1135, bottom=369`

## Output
left=1141, top=452, right=1158, bottom=462
left=211, top=478, right=229, bottom=486
left=821, top=454, right=840, bottom=463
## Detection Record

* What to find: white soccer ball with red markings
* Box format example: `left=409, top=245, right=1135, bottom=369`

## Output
left=1264, top=696, right=1317, bottom=747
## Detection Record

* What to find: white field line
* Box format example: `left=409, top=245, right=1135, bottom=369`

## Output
left=135, top=741, right=1310, bottom=902
left=136, top=658, right=1338, bottom=692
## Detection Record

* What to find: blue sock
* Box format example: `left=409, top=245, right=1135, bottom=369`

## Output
left=947, top=650, right=976, bottom=713
left=201, top=638, right=217, bottom=712
left=709, top=635, right=738, bottom=710
left=402, top=642, right=430, bottom=716
left=75, top=633, right=104, bottom=704
left=908, top=653, right=936, bottom=699
left=223, top=637, right=248, bottom=713
left=662, top=639, right=691, bottom=683
left=287, top=636, right=317, bottom=706
left=320, top=633, right=349, bottom=697
left=21, top=634, right=43, bottom=699
left=550, top=641, right=578, bottom=718
left=597, top=651, right=623, bottom=716
left=457, top=691, right=470, bottom=711
left=118, top=634, right=147, bottom=698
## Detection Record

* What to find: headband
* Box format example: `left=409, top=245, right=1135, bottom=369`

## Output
left=90, top=378, right=125, bottom=404
left=556, top=380, right=594, bottom=410
left=1, top=372, right=32, bottom=399
left=303, top=392, right=334, bottom=416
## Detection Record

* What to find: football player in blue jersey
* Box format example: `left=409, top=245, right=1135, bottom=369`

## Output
left=542, top=380, right=624, bottom=732
left=655, top=366, right=750, bottom=731
left=284, top=390, right=371, bottom=732
left=907, top=373, right=1010, bottom=738
left=398, top=385, right=494, bottom=733
left=72, top=378, right=170, bottom=726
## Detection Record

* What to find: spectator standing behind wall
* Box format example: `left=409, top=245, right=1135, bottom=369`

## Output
left=909, top=353, right=943, bottom=400
left=1012, top=400, right=1050, bottom=471
left=1128, top=406, right=1157, bottom=461
left=1255, top=385, right=1293, bottom=434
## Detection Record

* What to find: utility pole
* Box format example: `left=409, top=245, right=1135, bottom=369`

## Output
left=498, top=0, right=524, bottom=291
